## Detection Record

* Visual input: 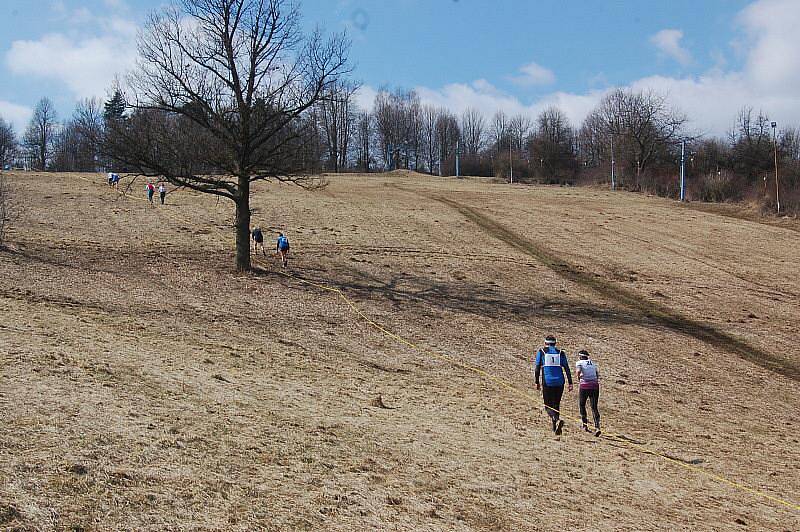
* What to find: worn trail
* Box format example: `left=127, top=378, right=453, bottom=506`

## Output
left=437, top=196, right=797, bottom=382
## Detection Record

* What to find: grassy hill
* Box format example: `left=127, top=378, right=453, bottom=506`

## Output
left=1, top=172, right=798, bottom=531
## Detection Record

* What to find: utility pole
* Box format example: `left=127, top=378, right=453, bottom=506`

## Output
left=680, top=139, right=686, bottom=201
left=610, top=133, right=616, bottom=191
left=772, top=121, right=780, bottom=213
left=509, top=139, right=513, bottom=184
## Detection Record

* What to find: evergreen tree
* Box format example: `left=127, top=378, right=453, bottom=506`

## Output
left=103, top=90, right=126, bottom=123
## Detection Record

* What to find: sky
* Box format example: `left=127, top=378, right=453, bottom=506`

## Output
left=1, top=0, right=799, bottom=137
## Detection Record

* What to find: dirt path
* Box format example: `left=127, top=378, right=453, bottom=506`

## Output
left=434, top=195, right=798, bottom=381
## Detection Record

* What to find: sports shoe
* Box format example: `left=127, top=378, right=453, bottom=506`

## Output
left=582, top=423, right=589, bottom=432
left=594, top=428, right=602, bottom=437
left=554, top=420, right=564, bottom=435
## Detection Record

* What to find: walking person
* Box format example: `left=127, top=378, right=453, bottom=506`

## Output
left=276, top=232, right=290, bottom=268
left=576, top=350, right=601, bottom=436
left=251, top=226, right=266, bottom=256
left=145, top=181, right=155, bottom=205
left=534, top=335, right=573, bottom=435
left=158, top=183, right=167, bottom=205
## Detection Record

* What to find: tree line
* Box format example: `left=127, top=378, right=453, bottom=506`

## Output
left=7, top=83, right=796, bottom=215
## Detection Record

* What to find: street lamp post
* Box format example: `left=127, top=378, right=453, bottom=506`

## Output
left=679, top=140, right=686, bottom=202
left=771, top=121, right=780, bottom=214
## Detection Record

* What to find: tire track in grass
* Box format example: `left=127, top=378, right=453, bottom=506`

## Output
left=436, top=196, right=798, bottom=382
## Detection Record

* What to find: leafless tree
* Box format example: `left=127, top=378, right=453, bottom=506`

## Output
left=354, top=110, right=372, bottom=172
left=508, top=114, right=533, bottom=154
left=728, top=107, right=773, bottom=180
left=23, top=98, right=58, bottom=171
left=460, top=107, right=485, bottom=155
left=490, top=110, right=509, bottom=153
left=105, top=0, right=350, bottom=271
left=435, top=110, right=459, bottom=176
left=528, top=106, right=578, bottom=180
left=0, top=118, right=17, bottom=169
left=372, top=88, right=421, bottom=170
left=53, top=99, right=105, bottom=172
left=317, top=79, right=358, bottom=172
left=420, top=105, right=440, bottom=174
left=583, top=88, right=687, bottom=185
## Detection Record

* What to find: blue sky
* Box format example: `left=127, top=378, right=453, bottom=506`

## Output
left=2, top=0, right=799, bottom=136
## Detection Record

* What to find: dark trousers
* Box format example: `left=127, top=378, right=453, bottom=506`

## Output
left=160, top=191, right=166, bottom=204
left=579, top=388, right=600, bottom=428
left=542, top=385, right=564, bottom=428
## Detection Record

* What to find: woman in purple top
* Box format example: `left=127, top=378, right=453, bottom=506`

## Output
left=575, top=349, right=601, bottom=436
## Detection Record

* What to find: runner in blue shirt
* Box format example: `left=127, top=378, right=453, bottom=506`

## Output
left=276, top=232, right=290, bottom=268
left=534, top=335, right=573, bottom=435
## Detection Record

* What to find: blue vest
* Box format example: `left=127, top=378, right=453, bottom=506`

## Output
left=536, top=346, right=568, bottom=386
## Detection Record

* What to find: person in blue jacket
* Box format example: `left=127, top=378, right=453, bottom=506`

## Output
left=276, top=232, right=290, bottom=268
left=534, top=335, right=573, bottom=435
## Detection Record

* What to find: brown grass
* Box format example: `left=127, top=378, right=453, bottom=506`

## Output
left=1, top=172, right=799, bottom=531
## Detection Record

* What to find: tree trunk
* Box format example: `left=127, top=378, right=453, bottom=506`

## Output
left=235, top=177, right=251, bottom=271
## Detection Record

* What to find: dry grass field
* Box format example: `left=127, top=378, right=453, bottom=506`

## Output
left=1, top=171, right=798, bottom=531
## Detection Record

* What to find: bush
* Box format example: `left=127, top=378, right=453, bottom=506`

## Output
left=693, top=170, right=747, bottom=203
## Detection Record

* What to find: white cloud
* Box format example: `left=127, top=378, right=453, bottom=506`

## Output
left=511, top=61, right=556, bottom=86
left=738, top=0, right=800, bottom=95
left=650, top=29, right=692, bottom=66
left=0, top=100, right=32, bottom=132
left=5, top=6, right=137, bottom=100
left=358, top=0, right=800, bottom=137
left=353, top=84, right=378, bottom=111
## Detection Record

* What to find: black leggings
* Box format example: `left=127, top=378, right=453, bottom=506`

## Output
left=542, top=385, right=564, bottom=426
left=579, top=388, right=600, bottom=428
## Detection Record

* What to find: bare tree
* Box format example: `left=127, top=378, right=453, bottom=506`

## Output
left=420, top=105, right=440, bottom=174
left=372, top=88, right=421, bottom=170
left=508, top=114, right=533, bottom=153
left=460, top=107, right=485, bottom=155
left=435, top=110, right=459, bottom=175
left=23, top=98, right=58, bottom=171
left=528, top=106, right=578, bottom=180
left=53, top=98, right=105, bottom=172
left=105, top=0, right=350, bottom=271
left=584, top=88, right=687, bottom=186
left=0, top=118, right=17, bottom=169
left=729, top=107, right=773, bottom=180
left=317, top=79, right=358, bottom=172
left=354, top=110, right=372, bottom=172
left=490, top=110, right=509, bottom=154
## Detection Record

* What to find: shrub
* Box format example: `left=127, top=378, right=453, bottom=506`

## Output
left=693, top=170, right=747, bottom=203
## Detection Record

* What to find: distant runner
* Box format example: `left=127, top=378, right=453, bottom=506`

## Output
left=145, top=182, right=155, bottom=205
left=111, top=173, right=120, bottom=189
left=158, top=183, right=167, bottom=205
left=251, top=226, right=266, bottom=256
left=576, top=350, right=601, bottom=436
left=276, top=232, right=290, bottom=268
left=534, top=335, right=573, bottom=435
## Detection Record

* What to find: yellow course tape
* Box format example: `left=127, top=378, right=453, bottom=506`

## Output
left=269, top=268, right=800, bottom=513
left=73, top=173, right=800, bottom=513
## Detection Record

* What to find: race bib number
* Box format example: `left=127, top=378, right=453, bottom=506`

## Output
left=544, top=352, right=561, bottom=366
